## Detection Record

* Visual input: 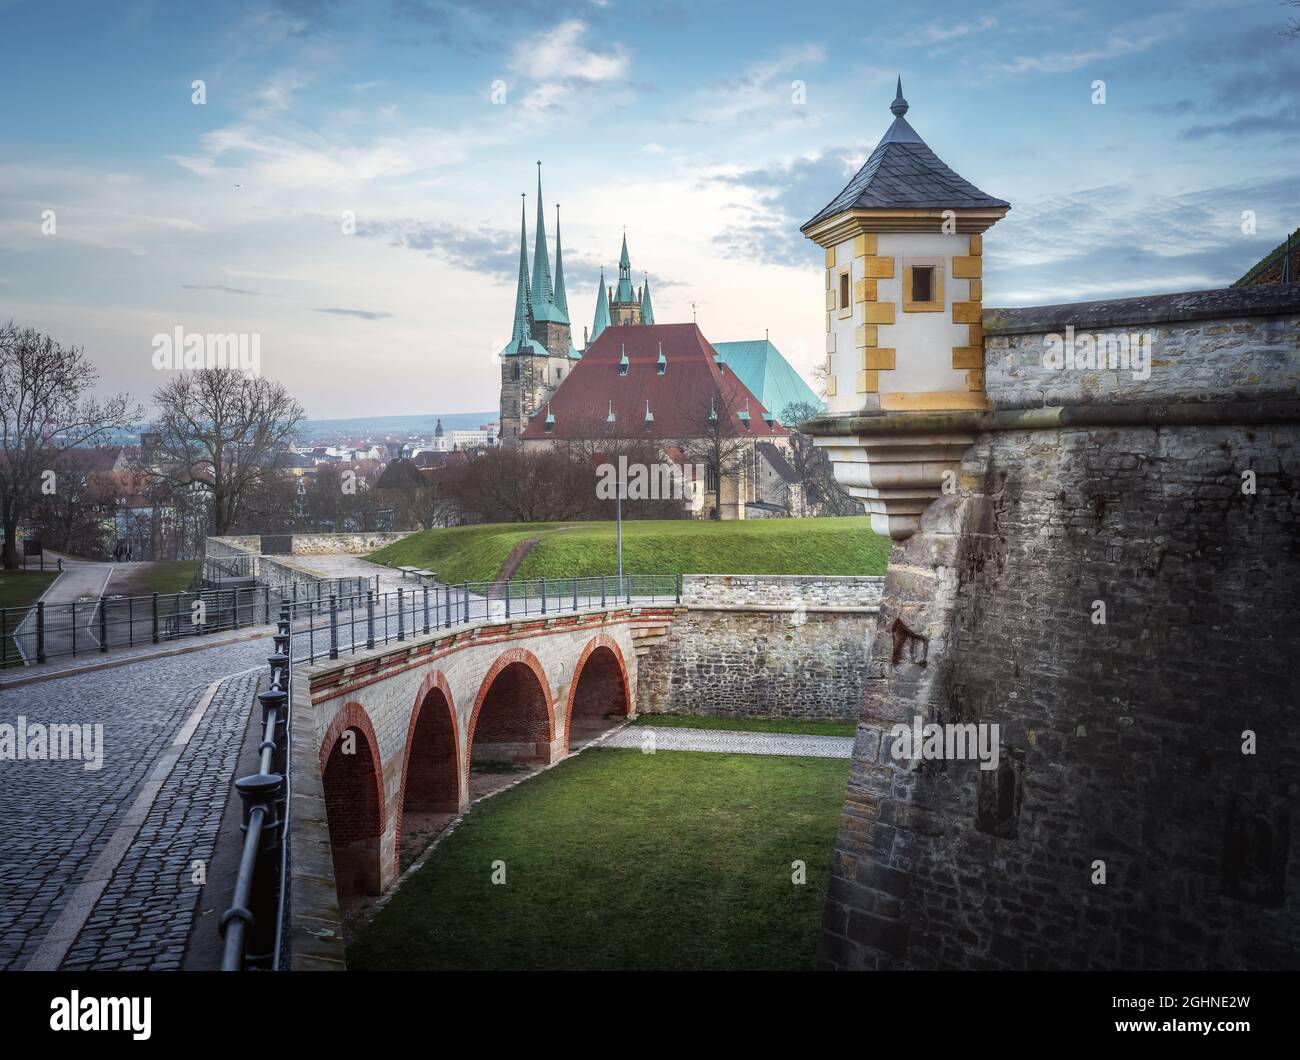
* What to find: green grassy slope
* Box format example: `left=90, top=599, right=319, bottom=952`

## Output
left=369, top=517, right=888, bottom=582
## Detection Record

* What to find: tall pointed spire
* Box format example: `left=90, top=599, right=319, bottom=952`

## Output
left=591, top=267, right=611, bottom=342
left=614, top=230, right=635, bottom=304
left=532, top=162, right=553, bottom=303
left=619, top=231, right=631, bottom=271
left=505, top=192, right=534, bottom=353
left=640, top=272, right=655, bottom=324
left=553, top=203, right=569, bottom=318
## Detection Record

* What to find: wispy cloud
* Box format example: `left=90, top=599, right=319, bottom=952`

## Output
left=181, top=284, right=261, bottom=296
left=509, top=19, right=630, bottom=113
left=315, top=306, right=393, bottom=320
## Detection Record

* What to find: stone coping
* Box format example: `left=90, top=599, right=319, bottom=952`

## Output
left=802, top=398, right=1300, bottom=437
left=984, top=284, right=1300, bottom=335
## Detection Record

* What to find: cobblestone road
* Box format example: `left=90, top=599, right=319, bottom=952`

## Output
left=0, top=638, right=273, bottom=970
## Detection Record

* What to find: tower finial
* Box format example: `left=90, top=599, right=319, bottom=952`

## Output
left=891, top=76, right=908, bottom=117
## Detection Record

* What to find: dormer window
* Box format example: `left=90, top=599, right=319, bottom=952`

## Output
left=656, top=344, right=666, bottom=375
left=903, top=258, right=944, bottom=312
left=618, top=345, right=629, bottom=376
left=738, top=401, right=751, bottom=430
left=606, top=400, right=616, bottom=425
left=544, top=403, right=555, bottom=433
left=644, top=400, right=654, bottom=428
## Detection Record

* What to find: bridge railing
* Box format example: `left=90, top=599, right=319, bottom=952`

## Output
left=296, top=573, right=682, bottom=665
left=220, top=601, right=294, bottom=971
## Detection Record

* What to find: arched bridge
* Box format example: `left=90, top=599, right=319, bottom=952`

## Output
left=289, top=604, right=676, bottom=903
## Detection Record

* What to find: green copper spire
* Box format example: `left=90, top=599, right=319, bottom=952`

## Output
left=591, top=268, right=611, bottom=341
left=640, top=273, right=655, bottom=324
left=553, top=204, right=569, bottom=318
left=619, top=231, right=630, bottom=270
left=533, top=162, right=552, bottom=303
left=614, top=231, right=635, bottom=304
left=510, top=193, right=532, bottom=348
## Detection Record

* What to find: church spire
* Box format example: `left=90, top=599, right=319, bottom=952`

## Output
left=532, top=162, right=553, bottom=304
left=591, top=267, right=611, bottom=342
left=553, top=203, right=569, bottom=319
left=508, top=192, right=533, bottom=351
left=640, top=273, right=655, bottom=325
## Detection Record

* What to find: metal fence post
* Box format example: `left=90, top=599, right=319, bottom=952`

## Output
left=601, top=575, right=606, bottom=608
left=422, top=586, right=430, bottom=634
left=264, top=584, right=270, bottom=625
left=505, top=582, right=511, bottom=620
left=572, top=577, right=578, bottom=612
left=99, top=600, right=108, bottom=653
left=366, top=590, right=375, bottom=650
left=36, top=601, right=45, bottom=663
left=152, top=592, right=159, bottom=644
left=541, top=577, right=547, bottom=615
left=397, top=588, right=405, bottom=641
left=234, top=587, right=242, bottom=631
left=676, top=572, right=682, bottom=605
left=462, top=583, right=469, bottom=624
left=329, top=594, right=338, bottom=660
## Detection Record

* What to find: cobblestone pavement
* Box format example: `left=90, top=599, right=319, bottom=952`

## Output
left=58, top=670, right=260, bottom=971
left=602, top=726, right=854, bottom=759
left=0, top=637, right=274, bottom=970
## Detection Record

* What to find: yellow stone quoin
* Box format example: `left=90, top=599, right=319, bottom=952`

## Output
left=864, top=301, right=896, bottom=324
left=951, top=346, right=982, bottom=369
left=825, top=247, right=837, bottom=268
left=852, top=233, right=878, bottom=256
left=855, top=324, right=878, bottom=348
left=864, top=347, right=896, bottom=370
left=856, top=369, right=879, bottom=393
left=854, top=278, right=877, bottom=303
left=862, top=256, right=895, bottom=278
left=951, top=255, right=982, bottom=278
left=951, top=301, right=982, bottom=324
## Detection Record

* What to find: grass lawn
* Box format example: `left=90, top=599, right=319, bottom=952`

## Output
left=347, top=748, right=849, bottom=970
left=633, top=713, right=857, bottom=737
left=0, top=570, right=59, bottom=668
left=110, top=560, right=200, bottom=597
left=368, top=516, right=889, bottom=583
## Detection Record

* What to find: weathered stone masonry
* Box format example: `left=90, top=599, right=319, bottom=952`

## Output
left=637, top=575, right=884, bottom=720
left=814, top=289, right=1300, bottom=971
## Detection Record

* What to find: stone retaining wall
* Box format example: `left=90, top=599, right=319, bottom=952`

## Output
left=683, top=573, right=885, bottom=609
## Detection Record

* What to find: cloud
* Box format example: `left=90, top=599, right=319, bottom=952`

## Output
left=507, top=19, right=629, bottom=112
left=357, top=218, right=517, bottom=274
left=685, top=43, right=825, bottom=127
left=315, top=307, right=393, bottom=320
left=1181, top=107, right=1300, bottom=140
left=997, top=28, right=1169, bottom=73
left=900, top=16, right=998, bottom=47
left=180, top=284, right=262, bottom=296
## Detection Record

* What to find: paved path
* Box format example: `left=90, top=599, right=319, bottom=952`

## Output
left=0, top=636, right=274, bottom=970
left=603, top=726, right=854, bottom=759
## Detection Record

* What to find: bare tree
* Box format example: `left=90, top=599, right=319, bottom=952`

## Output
left=674, top=383, right=752, bottom=520
left=780, top=399, right=862, bottom=517
left=1285, top=0, right=1300, bottom=38
left=151, top=369, right=304, bottom=536
left=0, top=322, right=139, bottom=568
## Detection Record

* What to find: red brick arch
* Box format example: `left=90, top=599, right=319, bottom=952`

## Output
left=319, top=701, right=386, bottom=896
left=466, top=647, right=556, bottom=765
left=395, top=670, right=462, bottom=861
left=563, top=634, right=632, bottom=752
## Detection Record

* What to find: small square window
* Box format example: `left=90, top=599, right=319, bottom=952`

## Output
left=912, top=266, right=933, bottom=303
left=902, top=258, right=944, bottom=313
left=839, top=272, right=851, bottom=309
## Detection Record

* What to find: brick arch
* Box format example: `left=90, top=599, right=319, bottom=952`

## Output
left=564, top=634, right=632, bottom=752
left=466, top=647, right=556, bottom=766
left=319, top=701, right=386, bottom=897
left=395, top=670, right=462, bottom=862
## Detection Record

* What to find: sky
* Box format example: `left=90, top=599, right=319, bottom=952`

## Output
left=1, top=0, right=1297, bottom=420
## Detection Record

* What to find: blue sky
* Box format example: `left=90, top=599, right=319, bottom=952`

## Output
left=1, top=0, right=1297, bottom=418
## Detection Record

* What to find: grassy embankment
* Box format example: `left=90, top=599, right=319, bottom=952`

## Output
left=368, top=516, right=889, bottom=583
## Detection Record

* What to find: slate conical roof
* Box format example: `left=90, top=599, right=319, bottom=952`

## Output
left=801, top=78, right=1009, bottom=231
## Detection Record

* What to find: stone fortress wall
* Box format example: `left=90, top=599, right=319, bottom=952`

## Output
left=817, top=287, right=1300, bottom=970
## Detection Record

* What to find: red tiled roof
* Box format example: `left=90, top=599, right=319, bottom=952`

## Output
left=521, top=323, right=786, bottom=441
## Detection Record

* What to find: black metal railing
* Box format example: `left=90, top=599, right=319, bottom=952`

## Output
left=220, top=603, right=293, bottom=971
left=298, top=573, right=682, bottom=665
left=0, top=577, right=373, bottom=669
